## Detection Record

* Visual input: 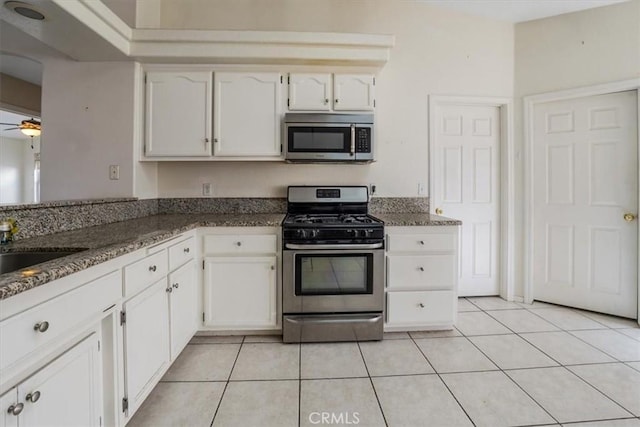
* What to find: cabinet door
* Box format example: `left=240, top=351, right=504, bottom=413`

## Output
left=145, top=71, right=212, bottom=157
left=204, top=256, right=277, bottom=329
left=214, top=72, right=282, bottom=157
left=333, top=74, right=375, bottom=111
left=168, top=260, right=198, bottom=360
left=0, top=390, right=18, bottom=427
left=123, top=278, right=170, bottom=415
left=288, top=73, right=331, bottom=111
left=19, top=333, right=102, bottom=427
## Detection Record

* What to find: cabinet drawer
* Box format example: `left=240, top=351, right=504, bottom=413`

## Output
left=0, top=270, right=121, bottom=371
left=386, top=255, right=455, bottom=291
left=203, top=234, right=276, bottom=255
left=386, top=290, right=454, bottom=326
left=387, top=233, right=456, bottom=253
left=124, top=250, right=168, bottom=297
left=169, top=237, right=195, bottom=271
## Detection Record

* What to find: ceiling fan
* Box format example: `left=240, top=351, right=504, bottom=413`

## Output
left=0, top=118, right=41, bottom=137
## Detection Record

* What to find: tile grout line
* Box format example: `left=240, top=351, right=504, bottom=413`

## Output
left=208, top=335, right=245, bottom=427
left=356, top=341, right=389, bottom=427
left=298, top=342, right=302, bottom=427
left=408, top=334, right=477, bottom=427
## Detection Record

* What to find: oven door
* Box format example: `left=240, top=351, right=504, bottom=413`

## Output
left=282, top=244, right=384, bottom=314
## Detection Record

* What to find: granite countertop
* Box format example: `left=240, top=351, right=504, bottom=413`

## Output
left=0, top=213, right=284, bottom=300
left=0, top=210, right=460, bottom=300
left=375, top=213, right=462, bottom=226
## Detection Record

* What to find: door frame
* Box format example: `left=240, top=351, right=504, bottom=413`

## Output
left=428, top=95, right=515, bottom=300
left=523, top=78, right=640, bottom=321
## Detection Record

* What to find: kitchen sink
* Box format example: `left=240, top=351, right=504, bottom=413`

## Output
left=0, top=251, right=85, bottom=275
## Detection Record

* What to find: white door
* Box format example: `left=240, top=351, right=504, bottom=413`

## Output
left=214, top=72, right=282, bottom=157
left=204, top=256, right=277, bottom=329
left=123, top=278, right=170, bottom=415
left=532, top=90, right=638, bottom=317
left=432, top=104, right=501, bottom=296
left=0, top=389, right=18, bottom=427
left=19, top=333, right=102, bottom=427
left=145, top=71, right=212, bottom=157
left=288, top=73, right=331, bottom=111
left=333, top=74, right=375, bottom=111
left=168, top=260, right=198, bottom=360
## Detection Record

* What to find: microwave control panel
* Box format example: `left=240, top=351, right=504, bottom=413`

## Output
left=356, top=128, right=371, bottom=153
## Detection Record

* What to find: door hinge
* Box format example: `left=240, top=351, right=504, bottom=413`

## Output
left=99, top=416, right=102, bottom=426
left=202, top=260, right=205, bottom=270
left=287, top=75, right=290, bottom=84
left=373, top=77, right=376, bottom=85
left=374, top=99, right=376, bottom=108
left=280, top=75, right=283, bottom=84
left=98, top=340, right=101, bottom=352
left=122, top=397, right=129, bottom=413
left=280, top=143, right=283, bottom=153
left=120, top=311, right=126, bottom=325
left=287, top=99, right=290, bottom=107
left=144, top=75, right=147, bottom=84
left=202, top=312, right=205, bottom=322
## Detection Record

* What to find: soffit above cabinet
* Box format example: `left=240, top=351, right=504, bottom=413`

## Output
left=1, top=0, right=394, bottom=66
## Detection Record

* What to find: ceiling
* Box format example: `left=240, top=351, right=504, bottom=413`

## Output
left=0, top=110, right=38, bottom=140
left=0, top=53, right=42, bottom=85
left=423, top=0, right=629, bottom=23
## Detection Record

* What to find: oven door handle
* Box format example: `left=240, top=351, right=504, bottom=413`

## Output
left=286, top=314, right=383, bottom=324
left=285, top=243, right=383, bottom=250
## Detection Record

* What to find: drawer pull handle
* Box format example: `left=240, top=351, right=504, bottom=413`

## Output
left=236, top=242, right=242, bottom=247
left=172, top=283, right=180, bottom=289
left=270, top=265, right=275, bottom=270
left=419, top=240, right=425, bottom=245
left=33, top=321, right=49, bottom=333
left=166, top=287, right=173, bottom=293
left=418, top=303, right=425, bottom=308
left=149, top=265, right=157, bottom=272
left=183, top=247, right=190, bottom=253
left=7, top=403, right=23, bottom=416
left=418, top=267, right=424, bottom=271
left=26, top=391, right=41, bottom=403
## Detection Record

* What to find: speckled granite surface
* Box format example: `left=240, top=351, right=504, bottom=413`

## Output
left=369, top=197, right=429, bottom=214
left=1, top=199, right=158, bottom=240
left=375, top=213, right=462, bottom=226
left=0, top=213, right=284, bottom=300
left=158, top=198, right=286, bottom=214
left=0, top=198, right=138, bottom=212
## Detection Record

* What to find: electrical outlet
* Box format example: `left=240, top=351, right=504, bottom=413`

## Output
left=202, top=183, right=212, bottom=196
left=418, top=182, right=426, bottom=195
left=109, top=165, right=120, bottom=180
left=369, top=183, right=376, bottom=196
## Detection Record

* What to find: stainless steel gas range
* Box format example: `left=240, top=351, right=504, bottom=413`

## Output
left=282, top=186, right=385, bottom=343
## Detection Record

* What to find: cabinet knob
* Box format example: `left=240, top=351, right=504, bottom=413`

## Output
left=418, top=267, right=424, bottom=272
left=172, top=283, right=179, bottom=289
left=166, top=287, right=173, bottom=293
left=335, top=99, right=339, bottom=104
left=33, top=321, right=49, bottom=333
left=149, top=265, right=157, bottom=272
left=270, top=265, right=275, bottom=270
left=7, top=403, right=23, bottom=416
left=214, top=138, right=219, bottom=143
left=435, top=208, right=443, bottom=215
left=236, top=241, right=242, bottom=247
left=418, top=303, right=425, bottom=308
left=204, top=138, right=209, bottom=143
left=324, top=98, right=329, bottom=104
left=183, top=247, right=190, bottom=253
left=419, top=240, right=425, bottom=245
left=26, top=391, right=41, bottom=403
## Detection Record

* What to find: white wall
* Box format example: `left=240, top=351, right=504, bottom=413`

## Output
left=511, top=0, right=640, bottom=299
left=40, top=60, right=137, bottom=201
left=154, top=0, right=514, bottom=197
left=0, top=136, right=24, bottom=203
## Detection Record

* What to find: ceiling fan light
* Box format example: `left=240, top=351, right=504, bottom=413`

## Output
left=21, top=127, right=40, bottom=137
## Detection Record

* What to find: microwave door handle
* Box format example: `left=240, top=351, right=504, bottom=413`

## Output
left=350, top=124, right=356, bottom=156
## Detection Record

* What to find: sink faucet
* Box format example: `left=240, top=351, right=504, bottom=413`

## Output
left=0, top=219, right=17, bottom=245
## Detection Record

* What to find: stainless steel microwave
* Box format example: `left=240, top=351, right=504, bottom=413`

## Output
left=284, top=113, right=374, bottom=163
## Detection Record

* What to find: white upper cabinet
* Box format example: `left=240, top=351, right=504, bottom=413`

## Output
left=333, top=74, right=375, bottom=111
left=145, top=71, right=212, bottom=157
left=214, top=72, right=283, bottom=157
left=287, top=73, right=375, bottom=112
left=288, top=73, right=332, bottom=111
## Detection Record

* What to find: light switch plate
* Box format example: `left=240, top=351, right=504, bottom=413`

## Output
left=109, top=165, right=120, bottom=180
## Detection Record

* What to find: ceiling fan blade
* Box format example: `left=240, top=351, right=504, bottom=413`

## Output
left=2, top=127, right=20, bottom=131
left=0, top=122, right=19, bottom=126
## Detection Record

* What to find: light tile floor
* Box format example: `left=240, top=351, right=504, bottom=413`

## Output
left=129, top=297, right=640, bottom=427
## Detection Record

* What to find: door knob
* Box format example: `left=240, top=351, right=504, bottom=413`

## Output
left=623, top=213, right=636, bottom=222
left=435, top=208, right=443, bottom=215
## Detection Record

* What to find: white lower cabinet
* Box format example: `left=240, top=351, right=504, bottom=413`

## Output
left=1, top=333, right=102, bottom=427
left=202, top=228, right=280, bottom=331
left=385, top=226, right=460, bottom=331
left=122, top=278, right=170, bottom=416
left=168, top=260, right=198, bottom=360
left=204, top=256, right=277, bottom=329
